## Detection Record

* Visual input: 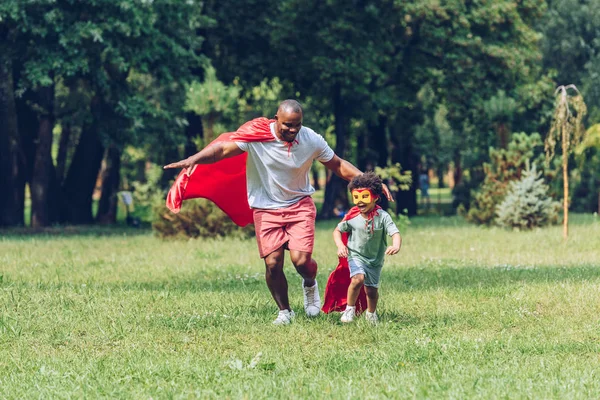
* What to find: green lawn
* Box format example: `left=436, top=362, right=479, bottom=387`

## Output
left=1, top=214, right=600, bottom=398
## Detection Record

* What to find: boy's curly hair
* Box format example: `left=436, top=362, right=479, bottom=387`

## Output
left=348, top=172, right=383, bottom=200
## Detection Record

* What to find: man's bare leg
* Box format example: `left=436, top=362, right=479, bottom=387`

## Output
left=289, top=250, right=317, bottom=287
left=290, top=250, right=320, bottom=316
left=264, top=246, right=289, bottom=310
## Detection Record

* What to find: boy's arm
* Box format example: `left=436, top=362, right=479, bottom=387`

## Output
left=333, top=227, right=348, bottom=258
left=385, top=233, right=402, bottom=255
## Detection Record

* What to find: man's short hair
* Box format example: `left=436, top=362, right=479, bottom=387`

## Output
left=278, top=99, right=303, bottom=114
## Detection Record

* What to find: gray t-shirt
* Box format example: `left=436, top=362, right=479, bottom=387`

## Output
left=337, top=209, right=400, bottom=268
left=236, top=123, right=334, bottom=209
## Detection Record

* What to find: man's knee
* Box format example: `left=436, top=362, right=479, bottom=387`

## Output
left=291, top=252, right=313, bottom=270
left=264, top=252, right=284, bottom=276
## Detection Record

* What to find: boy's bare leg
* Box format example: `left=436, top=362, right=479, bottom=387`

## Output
left=365, top=286, right=379, bottom=313
left=347, top=274, right=365, bottom=306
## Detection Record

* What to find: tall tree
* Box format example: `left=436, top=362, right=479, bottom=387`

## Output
left=1, top=0, right=211, bottom=226
left=541, top=0, right=600, bottom=122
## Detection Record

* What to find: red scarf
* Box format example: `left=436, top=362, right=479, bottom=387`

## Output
left=321, top=205, right=382, bottom=314
left=165, top=118, right=275, bottom=226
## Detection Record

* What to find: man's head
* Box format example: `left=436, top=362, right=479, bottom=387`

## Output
left=275, top=99, right=303, bottom=142
left=348, top=172, right=383, bottom=213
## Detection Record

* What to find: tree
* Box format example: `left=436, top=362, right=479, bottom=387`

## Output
left=0, top=1, right=210, bottom=226
left=545, top=85, right=587, bottom=239
left=496, top=164, right=560, bottom=229
left=540, top=0, right=600, bottom=122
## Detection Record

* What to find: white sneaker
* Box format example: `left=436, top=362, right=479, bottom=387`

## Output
left=365, top=311, right=378, bottom=324
left=303, top=281, right=321, bottom=317
left=272, top=309, right=295, bottom=325
left=340, top=306, right=356, bottom=323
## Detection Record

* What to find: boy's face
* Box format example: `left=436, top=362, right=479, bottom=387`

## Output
left=352, top=188, right=377, bottom=213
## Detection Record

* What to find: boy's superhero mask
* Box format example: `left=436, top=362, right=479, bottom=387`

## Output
left=351, top=188, right=377, bottom=205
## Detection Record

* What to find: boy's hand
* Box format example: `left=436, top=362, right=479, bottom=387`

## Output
left=385, top=245, right=400, bottom=255
left=337, top=245, right=348, bottom=258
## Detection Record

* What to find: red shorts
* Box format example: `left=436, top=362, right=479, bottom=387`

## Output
left=252, top=196, right=316, bottom=258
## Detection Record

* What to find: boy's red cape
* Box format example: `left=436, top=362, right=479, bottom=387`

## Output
left=165, top=118, right=275, bottom=226
left=321, top=205, right=382, bottom=314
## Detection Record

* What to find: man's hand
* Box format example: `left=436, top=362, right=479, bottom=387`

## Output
left=163, top=158, right=193, bottom=170
left=163, top=158, right=197, bottom=176
left=382, top=183, right=394, bottom=202
left=337, top=245, right=349, bottom=258
left=385, top=245, right=400, bottom=255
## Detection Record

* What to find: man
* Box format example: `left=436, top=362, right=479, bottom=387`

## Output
left=164, top=99, right=391, bottom=325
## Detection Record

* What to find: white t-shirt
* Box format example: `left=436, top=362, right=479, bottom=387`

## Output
left=236, top=123, right=335, bottom=209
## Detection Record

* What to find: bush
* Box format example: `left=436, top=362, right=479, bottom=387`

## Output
left=467, top=132, right=548, bottom=225
left=495, top=164, right=560, bottom=230
left=152, top=198, right=255, bottom=239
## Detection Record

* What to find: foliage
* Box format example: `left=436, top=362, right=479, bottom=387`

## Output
left=374, top=163, right=412, bottom=193
left=184, top=66, right=241, bottom=141
left=545, top=86, right=588, bottom=162
left=467, top=133, right=547, bottom=225
left=414, top=85, right=455, bottom=174
left=540, top=0, right=600, bottom=122
left=152, top=199, right=254, bottom=240
left=129, top=163, right=164, bottom=223
left=572, top=124, right=600, bottom=212
left=496, top=164, right=560, bottom=229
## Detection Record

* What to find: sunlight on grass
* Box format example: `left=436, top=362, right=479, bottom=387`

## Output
left=1, top=214, right=600, bottom=398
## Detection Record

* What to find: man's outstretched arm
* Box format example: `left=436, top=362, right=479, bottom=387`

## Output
left=321, top=155, right=362, bottom=182
left=321, top=155, right=394, bottom=201
left=163, top=141, right=244, bottom=173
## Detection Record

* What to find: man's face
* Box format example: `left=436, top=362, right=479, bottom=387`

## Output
left=352, top=188, right=377, bottom=213
left=275, top=110, right=302, bottom=142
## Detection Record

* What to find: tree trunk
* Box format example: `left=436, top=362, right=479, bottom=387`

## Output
left=319, top=84, right=351, bottom=219
left=371, top=115, right=388, bottom=168
left=562, top=124, right=568, bottom=240
left=185, top=112, right=203, bottom=158
left=312, top=166, right=320, bottom=191
left=96, top=145, right=121, bottom=224
left=0, top=56, right=23, bottom=226
left=55, top=122, right=72, bottom=185
left=436, top=166, right=445, bottom=189
left=60, top=97, right=105, bottom=224
left=453, top=152, right=463, bottom=187
left=160, top=145, right=180, bottom=188
left=390, top=114, right=418, bottom=216
left=30, top=85, right=58, bottom=228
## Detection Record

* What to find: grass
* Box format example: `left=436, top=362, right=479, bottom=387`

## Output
left=1, top=214, right=600, bottom=398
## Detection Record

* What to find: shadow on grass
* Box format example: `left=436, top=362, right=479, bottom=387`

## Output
left=0, top=224, right=152, bottom=238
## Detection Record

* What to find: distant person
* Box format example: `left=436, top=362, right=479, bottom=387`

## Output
left=327, top=172, right=402, bottom=324
left=164, top=100, right=393, bottom=325
left=419, top=169, right=430, bottom=209
left=333, top=200, right=347, bottom=218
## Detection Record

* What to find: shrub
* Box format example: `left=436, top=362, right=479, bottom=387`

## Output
left=495, top=164, right=560, bottom=230
left=467, top=132, right=547, bottom=225
left=152, top=198, right=254, bottom=239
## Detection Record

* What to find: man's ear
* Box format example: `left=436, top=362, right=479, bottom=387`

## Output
left=274, top=113, right=278, bottom=121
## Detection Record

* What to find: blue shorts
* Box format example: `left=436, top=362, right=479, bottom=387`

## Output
left=348, top=258, right=382, bottom=288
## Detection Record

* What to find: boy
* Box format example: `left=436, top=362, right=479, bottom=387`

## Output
left=333, top=172, right=402, bottom=323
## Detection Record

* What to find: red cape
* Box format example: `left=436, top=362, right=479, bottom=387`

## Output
left=165, top=118, right=275, bottom=226
left=321, top=205, right=382, bottom=314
